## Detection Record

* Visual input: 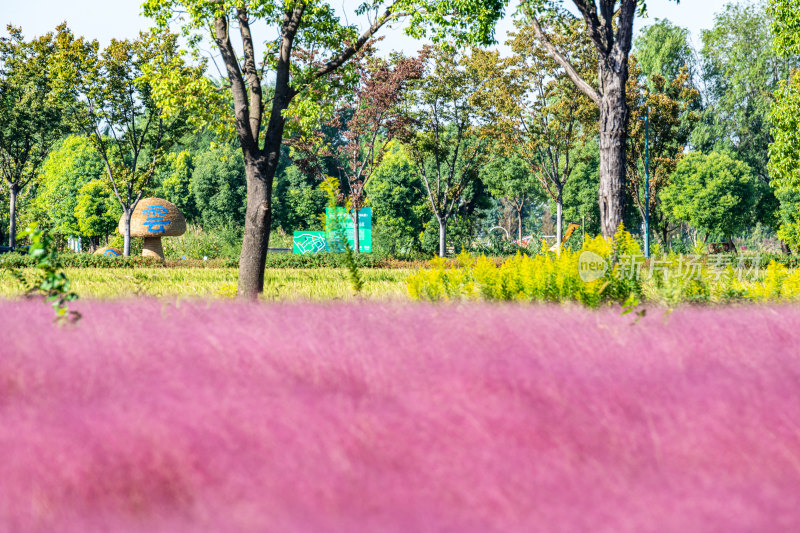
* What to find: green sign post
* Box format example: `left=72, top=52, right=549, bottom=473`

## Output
left=292, top=208, right=372, bottom=254
left=292, top=231, right=327, bottom=254
left=325, top=207, right=372, bottom=253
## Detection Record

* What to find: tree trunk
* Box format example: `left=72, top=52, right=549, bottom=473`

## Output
left=555, top=191, right=563, bottom=256
left=728, top=236, right=738, bottom=254
left=238, top=154, right=274, bottom=298
left=598, top=64, right=628, bottom=238
left=517, top=208, right=523, bottom=242
left=123, top=208, right=132, bottom=256
left=8, top=183, right=18, bottom=248
left=438, top=216, right=447, bottom=258
left=352, top=208, right=360, bottom=253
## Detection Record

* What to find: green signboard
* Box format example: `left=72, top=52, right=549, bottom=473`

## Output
left=291, top=208, right=373, bottom=254
left=325, top=207, right=372, bottom=253
left=292, top=231, right=327, bottom=254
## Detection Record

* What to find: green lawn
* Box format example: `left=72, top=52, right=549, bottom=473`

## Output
left=0, top=267, right=413, bottom=300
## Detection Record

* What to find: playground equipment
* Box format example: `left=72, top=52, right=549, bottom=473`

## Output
left=549, top=223, right=581, bottom=253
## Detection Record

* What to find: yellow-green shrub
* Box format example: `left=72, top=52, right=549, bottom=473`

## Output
left=407, top=225, right=642, bottom=307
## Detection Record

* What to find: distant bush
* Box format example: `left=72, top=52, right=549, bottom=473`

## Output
left=0, top=252, right=161, bottom=269
left=163, top=224, right=242, bottom=260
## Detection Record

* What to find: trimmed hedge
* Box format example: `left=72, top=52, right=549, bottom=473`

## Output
left=0, top=251, right=395, bottom=269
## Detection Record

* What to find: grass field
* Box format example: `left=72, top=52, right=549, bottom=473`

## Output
left=0, top=267, right=412, bottom=300
left=2, top=300, right=800, bottom=532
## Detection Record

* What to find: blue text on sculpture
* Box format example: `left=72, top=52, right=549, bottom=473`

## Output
left=142, top=205, right=171, bottom=234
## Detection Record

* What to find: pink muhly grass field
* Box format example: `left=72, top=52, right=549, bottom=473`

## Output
left=2, top=300, right=800, bottom=532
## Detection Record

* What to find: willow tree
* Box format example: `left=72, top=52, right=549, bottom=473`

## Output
left=522, top=0, right=679, bottom=237
left=143, top=0, right=507, bottom=298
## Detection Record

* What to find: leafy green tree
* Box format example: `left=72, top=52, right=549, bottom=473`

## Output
left=693, top=1, right=795, bottom=229
left=74, top=180, right=121, bottom=247
left=480, top=15, right=596, bottom=250
left=769, top=0, right=800, bottom=56
left=626, top=60, right=700, bottom=246
left=143, top=0, right=508, bottom=297
left=767, top=0, right=800, bottom=251
left=154, top=150, right=197, bottom=222
left=399, top=46, right=493, bottom=257
left=522, top=0, right=679, bottom=237
left=0, top=24, right=72, bottom=247
left=480, top=154, right=544, bottom=241
left=633, top=19, right=696, bottom=84
left=660, top=152, right=757, bottom=245
left=28, top=135, right=105, bottom=240
left=367, top=144, right=429, bottom=255
left=561, top=139, right=601, bottom=236
left=55, top=29, right=201, bottom=255
left=192, top=143, right=247, bottom=229
left=275, top=165, right=327, bottom=232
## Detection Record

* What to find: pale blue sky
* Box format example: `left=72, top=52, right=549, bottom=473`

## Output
left=4, top=0, right=732, bottom=57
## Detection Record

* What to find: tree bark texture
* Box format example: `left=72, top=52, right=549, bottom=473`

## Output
left=8, top=183, right=17, bottom=248
left=438, top=217, right=447, bottom=258
left=597, top=64, right=628, bottom=238
left=352, top=208, right=360, bottom=254
left=556, top=191, right=563, bottom=255
left=123, top=209, right=132, bottom=257
left=238, top=153, right=275, bottom=297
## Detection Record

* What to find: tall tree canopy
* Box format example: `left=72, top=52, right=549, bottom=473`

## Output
left=633, top=18, right=695, bottom=83
left=767, top=0, right=800, bottom=251
left=626, top=58, right=700, bottom=246
left=399, top=46, right=493, bottom=257
left=0, top=24, right=72, bottom=247
left=330, top=53, right=423, bottom=253
left=143, top=0, right=507, bottom=297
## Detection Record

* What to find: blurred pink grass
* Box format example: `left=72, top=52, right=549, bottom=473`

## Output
left=1, top=300, right=800, bottom=532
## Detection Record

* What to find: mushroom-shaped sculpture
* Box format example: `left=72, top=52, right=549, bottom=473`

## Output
left=118, top=198, right=186, bottom=260
left=94, top=247, right=122, bottom=257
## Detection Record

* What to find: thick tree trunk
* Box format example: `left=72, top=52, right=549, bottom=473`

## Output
left=8, top=183, right=18, bottom=248
left=517, top=208, right=523, bottom=242
left=438, top=217, right=447, bottom=258
left=238, top=154, right=273, bottom=298
left=598, top=65, right=628, bottom=238
left=352, top=208, right=360, bottom=253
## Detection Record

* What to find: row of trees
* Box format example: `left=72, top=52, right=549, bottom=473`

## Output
left=2, top=0, right=800, bottom=297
